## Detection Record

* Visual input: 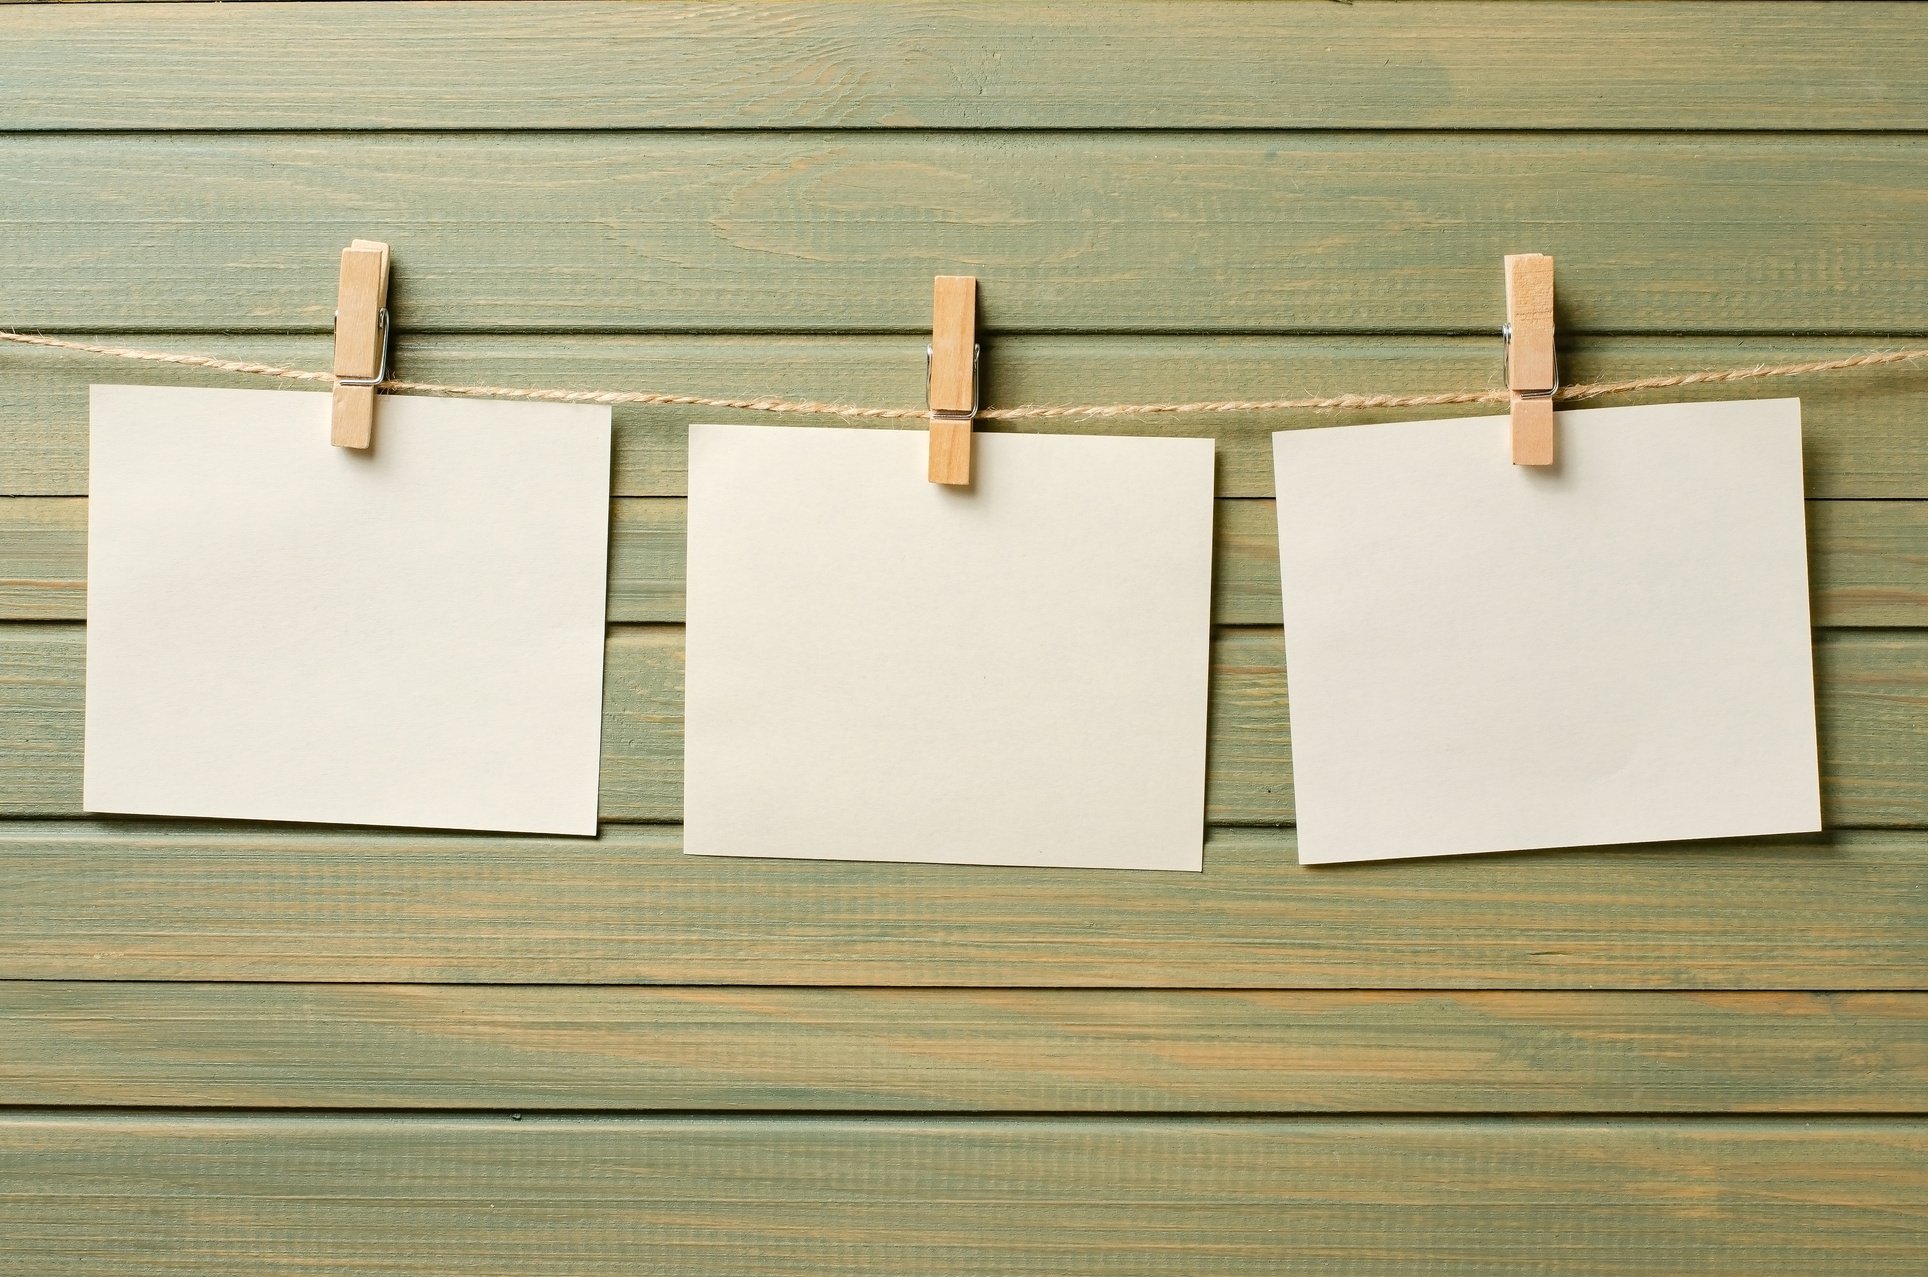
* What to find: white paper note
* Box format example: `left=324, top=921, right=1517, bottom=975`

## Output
left=684, top=424, right=1215, bottom=871
left=85, top=384, right=612, bottom=835
left=1271, top=398, right=1820, bottom=864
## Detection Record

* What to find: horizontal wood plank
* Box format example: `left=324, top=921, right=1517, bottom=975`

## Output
left=1, top=135, right=1923, bottom=333
left=5, top=622, right=1921, bottom=826
left=5, top=336, right=1926, bottom=500
left=2, top=624, right=1922, bottom=826
left=0, top=498, right=77, bottom=620
left=4, top=984, right=1923, bottom=1112
left=652, top=496, right=1928, bottom=628
left=8, top=2, right=1927, bottom=131
left=2, top=1115, right=1923, bottom=1275
left=0, top=820, right=1923, bottom=987
left=5, top=496, right=1922, bottom=627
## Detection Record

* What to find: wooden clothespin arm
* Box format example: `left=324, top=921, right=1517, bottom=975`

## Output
left=1504, top=253, right=1556, bottom=466
left=331, top=239, right=392, bottom=448
left=928, top=275, right=978, bottom=485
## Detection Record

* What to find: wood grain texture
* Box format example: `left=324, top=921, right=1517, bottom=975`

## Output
left=0, top=497, right=84, bottom=619
left=9, top=335, right=1923, bottom=499
left=2, top=135, right=1923, bottom=332
left=5, top=984, right=1924, bottom=1112
left=926, top=274, right=978, bottom=482
left=9, top=496, right=1922, bottom=627
left=2, top=2, right=1924, bottom=1268
left=2, top=1115, right=1923, bottom=1276
left=1505, top=255, right=1557, bottom=393
left=7, top=2, right=1926, bottom=131
left=1504, top=252, right=1559, bottom=464
left=327, top=238, right=390, bottom=448
left=1, top=820, right=1923, bottom=988
left=1, top=623, right=1920, bottom=826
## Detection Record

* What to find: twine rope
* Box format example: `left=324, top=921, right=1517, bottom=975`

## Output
left=2, top=328, right=1923, bottom=421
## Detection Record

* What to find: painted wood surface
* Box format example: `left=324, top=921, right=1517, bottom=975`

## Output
left=1, top=136, right=1924, bottom=333
left=5, top=984, right=1923, bottom=1112
left=5, top=495, right=1924, bottom=627
left=10, top=2, right=1927, bottom=132
left=3, top=1116, right=1924, bottom=1276
left=8, top=336, right=1923, bottom=499
left=3, top=2, right=1925, bottom=1271
left=2, top=821, right=1923, bottom=988
left=2, top=623, right=1922, bottom=826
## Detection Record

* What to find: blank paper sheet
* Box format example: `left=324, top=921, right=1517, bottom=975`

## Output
left=85, top=384, right=612, bottom=836
left=1271, top=398, right=1821, bottom=864
left=684, top=424, right=1215, bottom=871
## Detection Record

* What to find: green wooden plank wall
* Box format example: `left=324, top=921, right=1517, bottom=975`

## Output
left=1, top=3, right=1924, bottom=1272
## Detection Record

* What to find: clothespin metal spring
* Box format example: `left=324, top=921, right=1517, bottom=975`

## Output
left=925, top=341, right=981, bottom=420
left=333, top=306, right=391, bottom=390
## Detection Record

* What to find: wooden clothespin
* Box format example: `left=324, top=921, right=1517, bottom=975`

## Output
left=927, top=275, right=979, bottom=485
left=331, top=239, right=392, bottom=448
left=1503, top=253, right=1556, bottom=466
